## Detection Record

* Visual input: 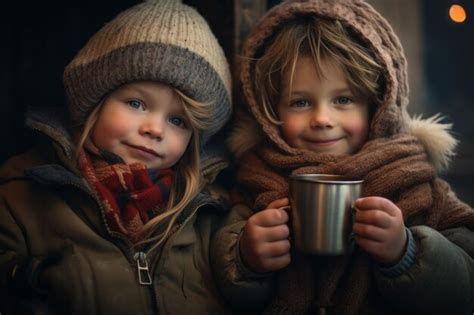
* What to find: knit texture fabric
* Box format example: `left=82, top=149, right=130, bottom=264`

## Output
left=64, top=0, right=232, bottom=144
left=79, top=148, right=173, bottom=243
left=237, top=135, right=474, bottom=314
left=238, top=134, right=474, bottom=231
left=233, top=0, right=474, bottom=313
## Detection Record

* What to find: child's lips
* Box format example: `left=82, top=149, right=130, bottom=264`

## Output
left=306, top=138, right=342, bottom=146
left=124, top=143, right=162, bottom=158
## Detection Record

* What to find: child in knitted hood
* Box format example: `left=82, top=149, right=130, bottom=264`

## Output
left=0, top=0, right=232, bottom=314
left=211, top=0, right=474, bottom=314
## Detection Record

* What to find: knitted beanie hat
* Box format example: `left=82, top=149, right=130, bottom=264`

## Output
left=239, top=0, right=410, bottom=154
left=63, top=0, right=232, bottom=144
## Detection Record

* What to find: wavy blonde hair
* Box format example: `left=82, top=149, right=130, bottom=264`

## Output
left=253, top=16, right=384, bottom=124
left=76, top=85, right=212, bottom=249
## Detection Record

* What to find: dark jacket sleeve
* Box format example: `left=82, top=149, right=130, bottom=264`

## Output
left=210, top=202, right=275, bottom=312
left=374, top=225, right=474, bottom=314
left=0, top=197, right=34, bottom=313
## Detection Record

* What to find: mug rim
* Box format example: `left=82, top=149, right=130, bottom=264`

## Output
left=289, top=173, right=363, bottom=184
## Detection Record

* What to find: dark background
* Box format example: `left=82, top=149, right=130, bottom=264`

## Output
left=0, top=0, right=140, bottom=160
left=1, top=0, right=472, bottom=205
left=420, top=0, right=473, bottom=205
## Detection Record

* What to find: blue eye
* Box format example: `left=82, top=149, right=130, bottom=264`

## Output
left=335, top=96, right=353, bottom=105
left=290, top=99, right=310, bottom=108
left=128, top=99, right=145, bottom=110
left=169, top=117, right=187, bottom=128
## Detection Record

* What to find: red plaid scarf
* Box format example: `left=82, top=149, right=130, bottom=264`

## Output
left=78, top=148, right=173, bottom=242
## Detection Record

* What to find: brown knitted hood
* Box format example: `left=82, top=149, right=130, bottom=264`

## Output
left=232, top=0, right=457, bottom=171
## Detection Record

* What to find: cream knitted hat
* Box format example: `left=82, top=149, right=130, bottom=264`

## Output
left=63, top=0, right=232, bottom=144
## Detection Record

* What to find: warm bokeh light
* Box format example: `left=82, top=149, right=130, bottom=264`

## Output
left=449, top=4, right=467, bottom=23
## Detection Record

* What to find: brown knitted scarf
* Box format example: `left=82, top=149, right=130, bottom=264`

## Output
left=237, top=134, right=474, bottom=314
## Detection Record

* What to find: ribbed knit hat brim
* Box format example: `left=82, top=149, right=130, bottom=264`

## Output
left=64, top=0, right=232, bottom=144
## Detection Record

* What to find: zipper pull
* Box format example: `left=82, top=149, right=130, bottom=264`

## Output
left=134, top=251, right=152, bottom=285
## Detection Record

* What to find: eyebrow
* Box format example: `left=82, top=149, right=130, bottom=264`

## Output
left=289, top=87, right=353, bottom=97
left=331, top=88, right=353, bottom=94
left=120, top=84, right=183, bottom=109
left=118, top=85, right=188, bottom=118
left=119, top=85, right=153, bottom=98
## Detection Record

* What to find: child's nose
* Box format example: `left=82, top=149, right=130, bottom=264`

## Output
left=139, top=117, right=164, bottom=139
left=310, top=105, right=333, bottom=128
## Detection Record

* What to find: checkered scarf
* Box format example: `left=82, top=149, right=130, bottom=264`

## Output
left=78, top=148, right=173, bottom=242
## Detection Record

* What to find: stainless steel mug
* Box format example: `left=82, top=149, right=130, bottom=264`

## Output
left=289, top=174, right=363, bottom=255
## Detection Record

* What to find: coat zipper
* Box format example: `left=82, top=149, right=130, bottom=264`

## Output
left=134, top=251, right=152, bottom=285
left=40, top=164, right=224, bottom=312
left=63, top=181, right=159, bottom=313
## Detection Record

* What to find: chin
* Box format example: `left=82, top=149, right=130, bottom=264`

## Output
left=126, top=158, right=149, bottom=166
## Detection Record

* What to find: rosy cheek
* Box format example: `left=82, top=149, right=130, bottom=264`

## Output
left=97, top=122, right=120, bottom=140
left=92, top=116, right=128, bottom=149
left=279, top=129, right=292, bottom=147
left=344, top=117, right=370, bottom=145
left=109, top=122, right=129, bottom=137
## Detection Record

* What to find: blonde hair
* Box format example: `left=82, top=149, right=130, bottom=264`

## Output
left=253, top=16, right=384, bottom=124
left=76, top=85, right=212, bottom=250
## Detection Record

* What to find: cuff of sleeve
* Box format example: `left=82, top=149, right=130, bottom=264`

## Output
left=377, top=227, right=417, bottom=278
left=9, top=256, right=47, bottom=296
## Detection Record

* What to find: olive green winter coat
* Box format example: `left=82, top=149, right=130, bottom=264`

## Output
left=0, top=111, right=231, bottom=315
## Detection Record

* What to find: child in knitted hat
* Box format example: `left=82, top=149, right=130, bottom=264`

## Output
left=211, top=0, right=474, bottom=314
left=0, top=0, right=232, bottom=313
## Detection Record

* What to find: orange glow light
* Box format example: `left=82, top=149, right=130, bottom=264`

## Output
left=449, top=4, right=467, bottom=23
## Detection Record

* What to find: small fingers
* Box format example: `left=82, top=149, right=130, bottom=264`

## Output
left=244, top=223, right=290, bottom=243
left=265, top=224, right=290, bottom=242
left=354, top=209, right=392, bottom=229
left=267, top=197, right=289, bottom=210
left=354, top=235, right=383, bottom=254
left=352, top=222, right=386, bottom=242
left=250, top=208, right=289, bottom=227
left=243, top=240, right=292, bottom=273
left=262, top=254, right=291, bottom=272
left=258, top=239, right=291, bottom=258
left=355, top=197, right=400, bottom=217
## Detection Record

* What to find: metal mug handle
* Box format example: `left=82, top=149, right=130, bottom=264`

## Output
left=348, top=206, right=358, bottom=252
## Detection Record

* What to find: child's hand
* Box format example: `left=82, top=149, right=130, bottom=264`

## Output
left=353, top=197, right=407, bottom=265
left=239, top=197, right=291, bottom=273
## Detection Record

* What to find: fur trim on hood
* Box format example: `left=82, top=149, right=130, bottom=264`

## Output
left=409, top=114, right=458, bottom=172
left=229, top=113, right=458, bottom=173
